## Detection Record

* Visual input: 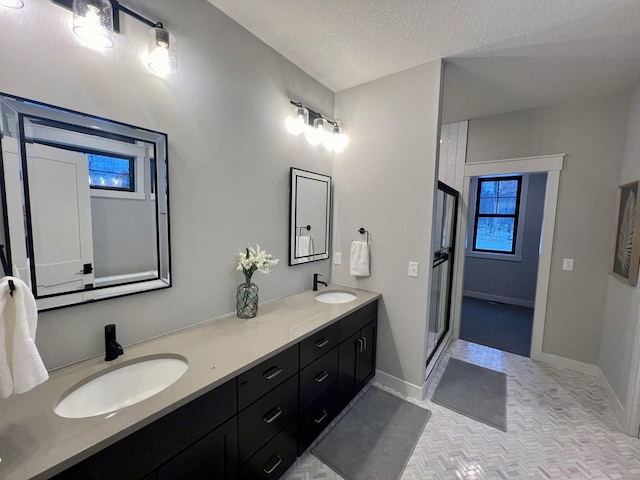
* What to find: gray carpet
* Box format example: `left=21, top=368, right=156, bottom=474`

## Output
left=431, top=358, right=507, bottom=431
left=460, top=296, right=533, bottom=357
left=312, top=387, right=431, bottom=480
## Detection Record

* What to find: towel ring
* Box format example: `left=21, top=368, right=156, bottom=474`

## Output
left=358, top=227, right=369, bottom=244
left=298, top=225, right=311, bottom=236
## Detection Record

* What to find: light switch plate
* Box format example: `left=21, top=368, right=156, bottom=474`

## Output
left=563, top=258, right=574, bottom=271
left=408, top=262, right=419, bottom=277
left=334, top=252, right=341, bottom=265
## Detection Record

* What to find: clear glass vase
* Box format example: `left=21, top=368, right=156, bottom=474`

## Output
left=236, top=282, right=259, bottom=318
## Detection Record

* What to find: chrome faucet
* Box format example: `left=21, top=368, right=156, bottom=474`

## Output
left=105, top=324, right=124, bottom=361
left=313, top=273, right=328, bottom=291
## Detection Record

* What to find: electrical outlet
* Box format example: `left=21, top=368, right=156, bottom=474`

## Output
left=563, top=258, right=574, bottom=271
left=408, top=262, right=419, bottom=277
left=334, top=252, right=341, bottom=265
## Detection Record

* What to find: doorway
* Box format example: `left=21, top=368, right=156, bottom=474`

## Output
left=459, top=172, right=547, bottom=356
left=451, top=154, right=565, bottom=362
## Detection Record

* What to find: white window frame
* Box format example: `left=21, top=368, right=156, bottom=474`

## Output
left=466, top=173, right=529, bottom=262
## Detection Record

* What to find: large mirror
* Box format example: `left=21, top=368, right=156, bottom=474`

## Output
left=0, top=93, right=171, bottom=310
left=289, top=168, right=331, bottom=265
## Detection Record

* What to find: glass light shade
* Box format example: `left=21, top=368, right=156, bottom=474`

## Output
left=148, top=26, right=178, bottom=76
left=331, top=124, right=349, bottom=153
left=0, top=0, right=24, bottom=8
left=73, top=0, right=114, bottom=48
left=284, top=106, right=309, bottom=136
left=305, top=117, right=327, bottom=146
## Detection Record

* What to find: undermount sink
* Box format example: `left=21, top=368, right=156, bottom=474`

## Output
left=54, top=355, right=188, bottom=419
left=315, top=291, right=357, bottom=304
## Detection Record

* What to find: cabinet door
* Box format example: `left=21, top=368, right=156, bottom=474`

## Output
left=158, top=416, right=238, bottom=480
left=358, top=322, right=377, bottom=387
left=337, top=331, right=359, bottom=409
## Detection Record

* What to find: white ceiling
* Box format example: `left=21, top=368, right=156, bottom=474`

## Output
left=207, top=0, right=640, bottom=120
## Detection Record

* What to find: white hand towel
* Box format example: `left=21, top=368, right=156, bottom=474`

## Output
left=296, top=236, right=314, bottom=258
left=0, top=276, right=48, bottom=398
left=350, top=241, right=370, bottom=277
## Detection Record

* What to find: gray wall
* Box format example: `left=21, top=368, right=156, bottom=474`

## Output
left=466, top=94, right=629, bottom=365
left=333, top=61, right=442, bottom=390
left=463, top=173, right=547, bottom=305
left=600, top=84, right=640, bottom=406
left=0, top=0, right=333, bottom=369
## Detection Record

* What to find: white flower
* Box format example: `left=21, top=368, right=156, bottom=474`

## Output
left=237, top=244, right=279, bottom=282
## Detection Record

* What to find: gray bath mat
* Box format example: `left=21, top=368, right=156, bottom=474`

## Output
left=312, top=387, right=431, bottom=480
left=431, top=357, right=507, bottom=431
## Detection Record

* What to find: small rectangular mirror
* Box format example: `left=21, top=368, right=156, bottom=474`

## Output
left=0, top=93, right=171, bottom=310
left=289, top=167, right=331, bottom=265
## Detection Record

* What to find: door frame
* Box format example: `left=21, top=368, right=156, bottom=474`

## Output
left=451, top=154, right=565, bottom=361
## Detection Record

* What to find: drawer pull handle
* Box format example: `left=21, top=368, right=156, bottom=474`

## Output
left=362, top=336, right=367, bottom=351
left=315, top=371, right=329, bottom=383
left=356, top=338, right=363, bottom=353
left=263, top=366, right=283, bottom=380
left=263, top=406, right=283, bottom=424
left=314, top=410, right=328, bottom=424
left=263, top=455, right=283, bottom=474
left=315, top=338, right=330, bottom=348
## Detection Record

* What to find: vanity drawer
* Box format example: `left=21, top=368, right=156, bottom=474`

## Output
left=299, top=346, right=338, bottom=409
left=298, top=383, right=338, bottom=455
left=238, top=344, right=299, bottom=410
left=299, top=322, right=339, bottom=368
left=239, top=374, right=298, bottom=463
left=240, top=420, right=298, bottom=479
left=339, top=300, right=378, bottom=342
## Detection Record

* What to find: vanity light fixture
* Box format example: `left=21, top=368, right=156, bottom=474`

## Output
left=72, top=0, right=114, bottom=48
left=0, top=0, right=24, bottom=8
left=286, top=100, right=349, bottom=153
left=147, top=24, right=178, bottom=76
left=53, top=0, right=178, bottom=76
left=284, top=104, right=309, bottom=136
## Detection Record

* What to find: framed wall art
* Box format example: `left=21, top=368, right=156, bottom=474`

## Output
left=611, top=181, right=640, bottom=285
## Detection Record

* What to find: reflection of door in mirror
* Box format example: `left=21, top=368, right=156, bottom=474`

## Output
left=0, top=92, right=171, bottom=310
left=26, top=143, right=94, bottom=296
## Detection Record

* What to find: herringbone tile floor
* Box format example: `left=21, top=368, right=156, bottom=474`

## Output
left=284, top=339, right=640, bottom=479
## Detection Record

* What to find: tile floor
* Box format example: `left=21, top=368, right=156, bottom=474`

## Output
left=284, top=340, right=640, bottom=479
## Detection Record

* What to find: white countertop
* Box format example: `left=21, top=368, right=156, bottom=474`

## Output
left=0, top=285, right=380, bottom=480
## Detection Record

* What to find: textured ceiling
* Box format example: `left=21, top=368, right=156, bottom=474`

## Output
left=207, top=0, right=640, bottom=118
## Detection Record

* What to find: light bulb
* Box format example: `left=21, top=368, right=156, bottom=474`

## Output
left=305, top=117, right=327, bottom=146
left=73, top=0, right=114, bottom=49
left=148, top=26, right=178, bottom=76
left=331, top=124, right=349, bottom=153
left=0, top=0, right=24, bottom=8
left=284, top=106, right=309, bottom=135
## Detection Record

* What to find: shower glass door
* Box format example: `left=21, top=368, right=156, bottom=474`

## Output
left=426, top=181, right=459, bottom=365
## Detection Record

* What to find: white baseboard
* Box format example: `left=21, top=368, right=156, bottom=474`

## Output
left=596, top=367, right=626, bottom=429
left=535, top=351, right=598, bottom=376
left=463, top=290, right=535, bottom=308
left=374, top=370, right=423, bottom=401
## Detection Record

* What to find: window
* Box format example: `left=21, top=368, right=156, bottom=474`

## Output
left=87, top=153, right=135, bottom=191
left=472, top=176, right=522, bottom=254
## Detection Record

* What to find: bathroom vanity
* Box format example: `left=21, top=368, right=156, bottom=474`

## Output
left=0, top=286, right=379, bottom=480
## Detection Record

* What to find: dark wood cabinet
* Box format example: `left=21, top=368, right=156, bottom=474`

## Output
left=337, top=319, right=377, bottom=410
left=157, top=416, right=238, bottom=480
left=52, top=379, right=238, bottom=480
left=55, top=299, right=378, bottom=480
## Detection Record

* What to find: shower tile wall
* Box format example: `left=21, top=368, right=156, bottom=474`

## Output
left=438, top=121, right=468, bottom=190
